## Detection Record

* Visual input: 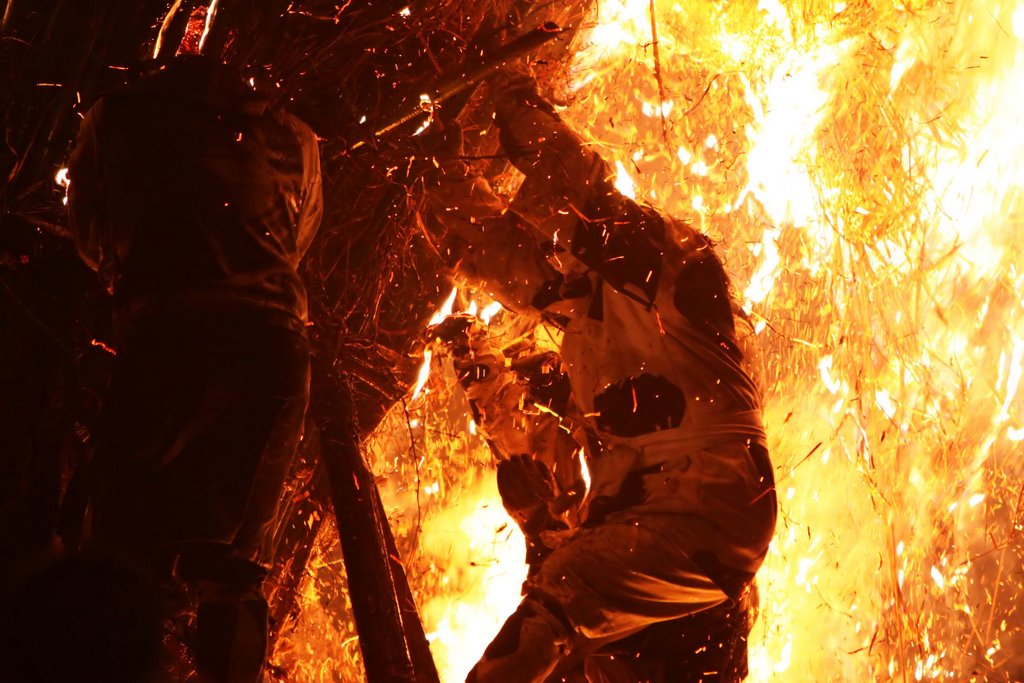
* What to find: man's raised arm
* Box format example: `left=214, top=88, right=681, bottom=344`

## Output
left=491, top=71, right=674, bottom=310
left=422, top=126, right=563, bottom=317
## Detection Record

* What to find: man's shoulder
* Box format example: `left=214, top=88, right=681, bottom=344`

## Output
left=274, top=109, right=318, bottom=145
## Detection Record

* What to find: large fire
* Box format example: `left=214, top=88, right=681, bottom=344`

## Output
left=277, top=0, right=1024, bottom=680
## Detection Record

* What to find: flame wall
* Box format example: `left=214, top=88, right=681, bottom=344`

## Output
left=560, top=0, right=1024, bottom=679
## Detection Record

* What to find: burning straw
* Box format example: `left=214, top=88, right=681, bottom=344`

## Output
left=277, top=0, right=1024, bottom=680
left=561, top=0, right=1024, bottom=679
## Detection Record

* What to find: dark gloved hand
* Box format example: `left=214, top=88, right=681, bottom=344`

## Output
left=497, top=455, right=569, bottom=571
left=496, top=454, right=563, bottom=537
left=487, top=67, right=558, bottom=171
left=417, top=112, right=464, bottom=166
left=488, top=67, right=556, bottom=119
left=510, top=352, right=571, bottom=415
left=426, top=314, right=475, bottom=355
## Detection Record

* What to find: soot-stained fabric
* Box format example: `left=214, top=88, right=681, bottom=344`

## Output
left=571, top=183, right=666, bottom=307
left=87, top=308, right=310, bottom=558
left=593, top=373, right=685, bottom=437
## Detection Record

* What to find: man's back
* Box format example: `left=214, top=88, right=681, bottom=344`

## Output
left=68, top=59, right=322, bottom=323
left=65, top=59, right=323, bottom=682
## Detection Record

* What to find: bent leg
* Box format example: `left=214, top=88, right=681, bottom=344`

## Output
left=468, top=516, right=730, bottom=683
left=466, top=597, right=571, bottom=683
left=585, top=583, right=757, bottom=682
left=529, top=517, right=728, bottom=641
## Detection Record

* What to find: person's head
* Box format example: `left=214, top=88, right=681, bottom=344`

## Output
left=129, top=55, right=270, bottom=119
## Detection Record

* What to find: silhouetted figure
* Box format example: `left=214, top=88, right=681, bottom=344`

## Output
left=66, top=57, right=322, bottom=682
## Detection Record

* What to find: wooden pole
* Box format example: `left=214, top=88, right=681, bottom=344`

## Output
left=312, top=360, right=439, bottom=683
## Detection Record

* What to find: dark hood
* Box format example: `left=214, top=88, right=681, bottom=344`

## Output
left=129, top=57, right=271, bottom=117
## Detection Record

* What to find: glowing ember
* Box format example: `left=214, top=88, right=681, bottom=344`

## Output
left=152, top=0, right=185, bottom=59
left=429, top=286, right=458, bottom=326
left=413, top=94, right=436, bottom=136
left=54, top=167, right=70, bottom=206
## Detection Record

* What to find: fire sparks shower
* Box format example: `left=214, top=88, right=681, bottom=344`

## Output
left=280, top=0, right=1024, bottom=680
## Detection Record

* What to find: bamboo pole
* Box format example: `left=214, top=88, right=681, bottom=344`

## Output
left=312, top=362, right=439, bottom=683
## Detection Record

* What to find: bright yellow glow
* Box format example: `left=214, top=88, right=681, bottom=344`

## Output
left=418, top=474, right=527, bottom=682
left=197, top=0, right=219, bottom=54
left=429, top=286, right=458, bottom=325
left=559, top=0, right=1024, bottom=679
left=613, top=159, right=637, bottom=199
left=479, top=301, right=503, bottom=324
left=55, top=167, right=70, bottom=206
left=577, top=448, right=591, bottom=496
left=410, top=349, right=432, bottom=401
left=152, top=0, right=185, bottom=59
